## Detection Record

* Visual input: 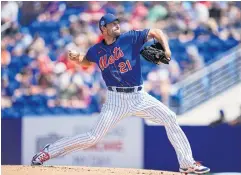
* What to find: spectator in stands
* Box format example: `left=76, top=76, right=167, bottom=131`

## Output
left=14, top=27, right=33, bottom=50
left=29, top=35, right=46, bottom=54
left=132, top=2, right=148, bottom=20
left=1, top=73, right=13, bottom=110
left=146, top=66, right=171, bottom=105
left=12, top=45, right=24, bottom=57
left=16, top=68, right=33, bottom=90
left=55, top=27, right=72, bottom=49
left=186, top=45, right=205, bottom=72
left=79, top=1, right=105, bottom=24
left=102, top=1, right=117, bottom=15
left=178, top=29, right=195, bottom=44
left=1, top=1, right=20, bottom=37
left=193, top=2, right=210, bottom=24
left=68, top=15, right=83, bottom=36
left=209, top=109, right=226, bottom=127
left=37, top=52, right=54, bottom=75
left=1, top=41, right=11, bottom=67
left=74, top=34, right=90, bottom=53
left=1, top=1, right=19, bottom=23
left=168, top=59, right=181, bottom=84
left=206, top=18, right=219, bottom=35
left=38, top=73, right=53, bottom=90
left=229, top=105, right=241, bottom=126
left=46, top=62, right=65, bottom=108
left=209, top=2, right=222, bottom=23
left=37, top=2, right=66, bottom=22
left=226, top=2, right=241, bottom=28
left=148, top=2, right=168, bottom=22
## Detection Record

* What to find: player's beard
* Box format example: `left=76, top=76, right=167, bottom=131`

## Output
left=113, top=30, right=121, bottom=37
left=107, top=28, right=120, bottom=38
left=113, top=27, right=121, bottom=36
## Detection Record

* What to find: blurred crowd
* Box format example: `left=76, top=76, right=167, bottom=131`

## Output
left=1, top=1, right=241, bottom=117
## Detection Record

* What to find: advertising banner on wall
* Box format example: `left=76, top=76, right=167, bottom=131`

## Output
left=22, top=115, right=143, bottom=168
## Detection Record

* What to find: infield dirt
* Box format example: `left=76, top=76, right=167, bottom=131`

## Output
left=2, top=165, right=184, bottom=175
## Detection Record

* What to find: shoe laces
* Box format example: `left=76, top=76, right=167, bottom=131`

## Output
left=194, top=161, right=202, bottom=167
left=38, top=152, right=50, bottom=163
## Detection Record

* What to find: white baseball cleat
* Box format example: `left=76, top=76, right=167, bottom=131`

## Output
left=31, top=144, right=50, bottom=165
left=179, top=162, right=210, bottom=174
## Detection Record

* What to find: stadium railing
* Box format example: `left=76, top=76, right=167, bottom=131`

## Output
left=173, top=44, right=241, bottom=114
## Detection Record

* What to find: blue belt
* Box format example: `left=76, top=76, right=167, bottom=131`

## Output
left=108, top=86, right=142, bottom=93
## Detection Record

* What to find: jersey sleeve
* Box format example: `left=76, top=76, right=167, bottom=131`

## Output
left=85, top=46, right=96, bottom=62
left=129, top=29, right=150, bottom=45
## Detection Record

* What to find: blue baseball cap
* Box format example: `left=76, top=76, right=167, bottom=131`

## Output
left=99, top=13, right=119, bottom=31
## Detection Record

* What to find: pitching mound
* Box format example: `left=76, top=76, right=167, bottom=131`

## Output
left=2, top=165, right=183, bottom=175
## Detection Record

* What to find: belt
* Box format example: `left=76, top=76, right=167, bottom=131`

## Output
left=108, top=86, right=142, bottom=93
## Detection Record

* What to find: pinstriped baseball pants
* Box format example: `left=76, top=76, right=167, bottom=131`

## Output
left=47, top=89, right=195, bottom=168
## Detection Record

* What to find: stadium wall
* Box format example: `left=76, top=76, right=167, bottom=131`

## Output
left=144, top=123, right=241, bottom=172
left=1, top=117, right=241, bottom=172
left=2, top=118, right=22, bottom=164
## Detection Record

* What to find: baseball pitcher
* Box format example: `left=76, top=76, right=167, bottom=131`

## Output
left=31, top=14, right=210, bottom=174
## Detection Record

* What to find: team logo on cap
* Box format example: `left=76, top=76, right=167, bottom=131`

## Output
left=100, top=20, right=105, bottom=26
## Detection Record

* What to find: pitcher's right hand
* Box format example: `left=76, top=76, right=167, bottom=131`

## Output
left=68, top=50, right=80, bottom=61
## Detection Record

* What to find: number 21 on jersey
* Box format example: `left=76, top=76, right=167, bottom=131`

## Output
left=118, top=60, right=132, bottom=73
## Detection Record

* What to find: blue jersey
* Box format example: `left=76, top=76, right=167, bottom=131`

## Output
left=86, top=29, right=150, bottom=87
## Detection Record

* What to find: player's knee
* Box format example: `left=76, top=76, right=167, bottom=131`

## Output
left=88, top=132, right=100, bottom=145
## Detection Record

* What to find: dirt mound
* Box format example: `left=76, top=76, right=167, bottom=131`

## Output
left=2, top=165, right=183, bottom=175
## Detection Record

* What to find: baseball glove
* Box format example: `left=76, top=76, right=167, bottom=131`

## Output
left=140, top=42, right=170, bottom=65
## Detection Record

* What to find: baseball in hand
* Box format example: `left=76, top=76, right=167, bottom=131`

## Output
left=68, top=50, right=80, bottom=61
